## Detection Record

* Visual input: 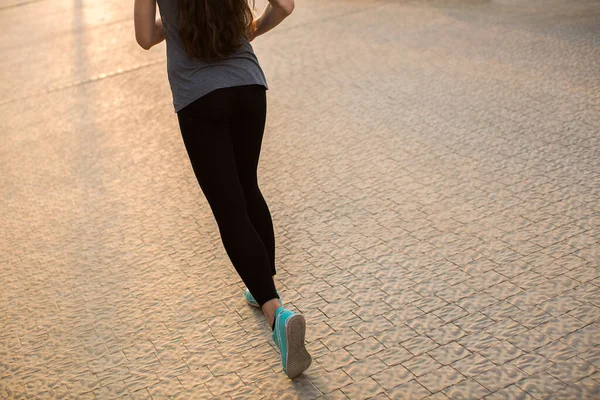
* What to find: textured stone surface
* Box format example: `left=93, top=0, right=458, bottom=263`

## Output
left=1, top=0, right=599, bottom=398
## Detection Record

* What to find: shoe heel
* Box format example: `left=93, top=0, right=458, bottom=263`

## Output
left=285, top=314, right=312, bottom=379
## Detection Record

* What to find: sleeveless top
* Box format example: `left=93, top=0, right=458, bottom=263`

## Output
left=156, top=0, right=268, bottom=112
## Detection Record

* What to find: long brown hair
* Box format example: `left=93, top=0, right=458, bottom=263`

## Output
left=177, top=0, right=255, bottom=61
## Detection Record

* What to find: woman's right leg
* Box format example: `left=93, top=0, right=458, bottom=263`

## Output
left=176, top=88, right=278, bottom=309
left=205, top=85, right=311, bottom=379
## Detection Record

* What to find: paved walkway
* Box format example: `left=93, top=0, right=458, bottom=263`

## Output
left=1, top=0, right=599, bottom=398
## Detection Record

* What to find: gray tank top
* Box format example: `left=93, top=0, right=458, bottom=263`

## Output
left=156, top=0, right=268, bottom=112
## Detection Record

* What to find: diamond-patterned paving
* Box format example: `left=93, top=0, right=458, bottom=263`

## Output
left=1, top=0, right=599, bottom=399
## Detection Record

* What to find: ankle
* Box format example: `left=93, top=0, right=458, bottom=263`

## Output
left=262, top=298, right=281, bottom=329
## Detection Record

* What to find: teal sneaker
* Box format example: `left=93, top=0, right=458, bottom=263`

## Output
left=244, top=288, right=282, bottom=308
left=272, top=307, right=312, bottom=379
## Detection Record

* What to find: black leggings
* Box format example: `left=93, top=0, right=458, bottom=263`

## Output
left=177, top=84, right=278, bottom=307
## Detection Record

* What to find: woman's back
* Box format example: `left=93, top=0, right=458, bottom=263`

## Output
left=156, top=0, right=268, bottom=112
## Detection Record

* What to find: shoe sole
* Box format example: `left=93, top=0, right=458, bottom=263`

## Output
left=245, top=291, right=281, bottom=308
left=284, top=314, right=312, bottom=379
left=245, top=298, right=259, bottom=308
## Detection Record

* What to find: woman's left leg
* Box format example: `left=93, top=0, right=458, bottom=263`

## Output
left=177, top=88, right=278, bottom=308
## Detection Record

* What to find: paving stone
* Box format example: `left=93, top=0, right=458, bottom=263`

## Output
left=364, top=394, right=390, bottom=400
left=88, top=352, right=128, bottom=374
left=545, top=377, right=600, bottom=400
left=416, top=366, right=465, bottom=394
left=377, top=346, right=414, bottom=367
left=340, top=377, right=384, bottom=399
left=353, top=318, right=395, bottom=339
left=480, top=341, right=525, bottom=365
left=507, top=330, right=553, bottom=352
left=222, top=382, right=265, bottom=399
left=516, top=371, right=566, bottom=399
left=402, top=354, right=443, bottom=378
left=422, top=393, right=450, bottom=400
left=129, top=388, right=153, bottom=399
left=147, top=379, right=186, bottom=398
left=273, top=377, right=322, bottom=400
left=310, top=368, right=353, bottom=395
left=306, top=341, right=330, bottom=361
left=326, top=311, right=360, bottom=332
left=352, top=300, right=393, bottom=322
left=384, top=290, right=423, bottom=310
left=432, top=305, right=469, bottom=324
left=124, top=372, right=160, bottom=394
left=402, top=336, right=440, bottom=357
left=63, top=371, right=101, bottom=396
left=385, top=379, right=430, bottom=400
left=316, top=349, right=355, bottom=373
left=580, top=346, right=600, bottom=368
left=345, top=336, right=385, bottom=361
left=442, top=378, right=490, bottom=399
left=153, top=360, right=190, bottom=381
left=451, top=354, right=497, bottom=379
left=342, top=354, right=387, bottom=381
left=535, top=341, right=579, bottom=363
left=455, top=313, right=496, bottom=334
left=319, top=298, right=359, bottom=320
left=473, top=365, right=527, bottom=393
left=561, top=324, right=600, bottom=352
left=484, top=384, right=533, bottom=400
left=484, top=282, right=523, bottom=301
left=428, top=342, right=471, bottom=366
left=535, top=315, right=587, bottom=340
left=372, top=364, right=414, bottom=391
left=315, top=389, right=349, bottom=400
left=482, top=303, right=523, bottom=325
left=425, top=323, right=467, bottom=346
left=123, top=342, right=156, bottom=362
left=406, top=314, right=446, bottom=335
left=386, top=307, right=426, bottom=326
left=506, top=290, right=552, bottom=311
left=509, top=353, right=551, bottom=376
left=493, top=262, right=533, bottom=280
left=377, top=324, right=419, bottom=348
left=465, top=272, right=506, bottom=292
left=546, top=357, right=597, bottom=385
left=458, top=331, right=502, bottom=353
left=256, top=373, right=299, bottom=397
left=569, top=304, right=600, bottom=325
left=96, top=364, right=132, bottom=386
left=412, top=297, right=449, bottom=315
left=320, top=329, right=363, bottom=353
left=93, top=380, right=130, bottom=399
left=176, top=367, right=213, bottom=389
left=436, top=284, right=477, bottom=303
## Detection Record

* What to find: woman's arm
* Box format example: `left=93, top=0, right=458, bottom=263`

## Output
left=134, top=0, right=165, bottom=50
left=249, top=0, right=295, bottom=42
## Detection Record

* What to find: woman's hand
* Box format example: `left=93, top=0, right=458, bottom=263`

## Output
left=134, top=0, right=165, bottom=50
left=268, top=0, right=295, bottom=15
left=251, top=0, right=295, bottom=42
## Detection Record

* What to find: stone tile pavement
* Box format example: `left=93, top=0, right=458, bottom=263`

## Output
left=1, top=0, right=599, bottom=398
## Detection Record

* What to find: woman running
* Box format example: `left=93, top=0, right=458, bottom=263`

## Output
left=134, top=0, right=311, bottom=379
